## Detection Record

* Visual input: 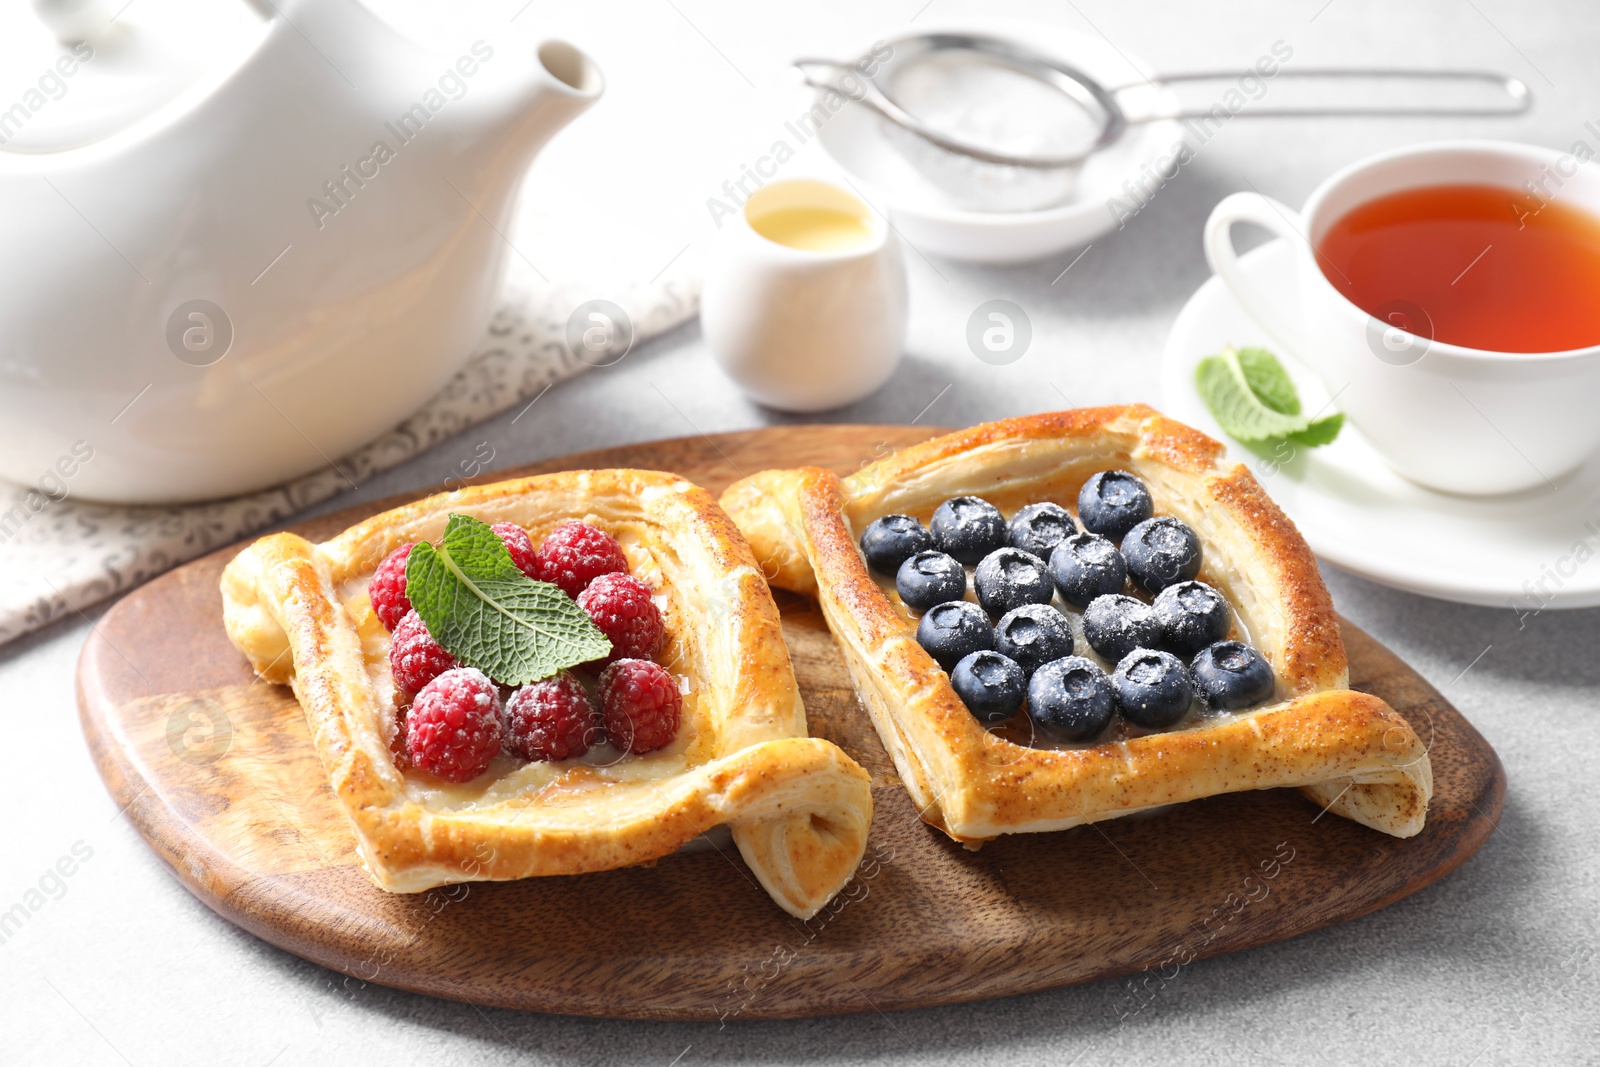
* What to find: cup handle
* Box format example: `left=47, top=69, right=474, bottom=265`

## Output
left=1202, top=192, right=1314, bottom=362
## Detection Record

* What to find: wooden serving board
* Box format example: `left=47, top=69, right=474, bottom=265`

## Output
left=78, top=425, right=1504, bottom=1020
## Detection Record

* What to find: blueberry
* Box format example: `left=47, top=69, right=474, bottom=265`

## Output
left=916, top=600, right=995, bottom=671
left=1112, top=649, right=1195, bottom=729
left=860, top=514, right=933, bottom=575
left=993, top=603, right=1074, bottom=678
left=1152, top=580, right=1231, bottom=658
left=1027, top=656, right=1116, bottom=742
left=1008, top=502, right=1076, bottom=560
left=1121, top=516, right=1201, bottom=594
left=1191, top=641, right=1275, bottom=710
left=930, top=496, right=1008, bottom=565
left=896, top=550, right=967, bottom=612
left=951, top=651, right=1026, bottom=723
left=1077, top=471, right=1153, bottom=540
left=973, top=547, right=1054, bottom=617
left=1048, top=532, right=1128, bottom=608
left=1082, top=593, right=1161, bottom=664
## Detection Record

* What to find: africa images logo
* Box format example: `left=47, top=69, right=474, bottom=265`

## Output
left=306, top=41, right=495, bottom=230
left=703, top=41, right=894, bottom=226
left=0, top=40, right=94, bottom=147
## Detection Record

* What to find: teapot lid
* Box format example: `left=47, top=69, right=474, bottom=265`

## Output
left=0, top=0, right=267, bottom=153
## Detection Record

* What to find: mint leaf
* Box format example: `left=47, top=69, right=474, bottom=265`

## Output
left=1196, top=348, right=1313, bottom=441
left=1235, top=346, right=1300, bottom=415
left=1287, top=413, right=1344, bottom=447
left=1195, top=346, right=1343, bottom=449
left=405, top=514, right=611, bottom=685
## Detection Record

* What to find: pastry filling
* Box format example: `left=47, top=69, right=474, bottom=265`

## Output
left=857, top=470, right=1277, bottom=749
left=353, top=515, right=689, bottom=796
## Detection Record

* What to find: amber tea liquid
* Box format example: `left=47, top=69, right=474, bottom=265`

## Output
left=1317, top=182, right=1600, bottom=353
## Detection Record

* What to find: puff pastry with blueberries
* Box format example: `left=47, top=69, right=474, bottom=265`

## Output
left=719, top=406, right=1432, bottom=846
left=221, top=468, right=873, bottom=919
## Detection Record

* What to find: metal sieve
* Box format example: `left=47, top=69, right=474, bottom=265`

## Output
left=797, top=32, right=1532, bottom=212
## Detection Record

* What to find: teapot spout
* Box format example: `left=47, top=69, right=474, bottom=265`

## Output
left=442, top=38, right=603, bottom=211
left=531, top=39, right=605, bottom=106
left=512, top=38, right=605, bottom=140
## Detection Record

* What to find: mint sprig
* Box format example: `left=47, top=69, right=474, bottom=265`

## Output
left=1195, top=346, right=1343, bottom=448
left=1234, top=346, right=1300, bottom=416
left=405, top=514, right=611, bottom=685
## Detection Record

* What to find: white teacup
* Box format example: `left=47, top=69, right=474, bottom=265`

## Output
left=702, top=179, right=907, bottom=412
left=1204, top=140, right=1600, bottom=496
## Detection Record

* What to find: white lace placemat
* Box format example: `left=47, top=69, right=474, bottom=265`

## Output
left=0, top=254, right=700, bottom=646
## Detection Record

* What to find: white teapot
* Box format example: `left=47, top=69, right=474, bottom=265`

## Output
left=0, top=0, right=601, bottom=503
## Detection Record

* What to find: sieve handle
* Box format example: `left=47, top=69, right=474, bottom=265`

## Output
left=1121, top=68, right=1531, bottom=122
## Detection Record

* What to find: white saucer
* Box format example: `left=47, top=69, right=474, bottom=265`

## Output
left=817, top=22, right=1184, bottom=264
left=1161, top=239, right=1600, bottom=611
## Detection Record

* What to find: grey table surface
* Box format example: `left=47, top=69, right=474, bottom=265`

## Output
left=7, top=1, right=1600, bottom=1064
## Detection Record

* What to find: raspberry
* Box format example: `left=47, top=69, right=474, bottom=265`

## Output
left=597, top=659, right=681, bottom=754
left=405, top=668, right=502, bottom=782
left=369, top=542, right=415, bottom=631
left=505, top=672, right=600, bottom=762
left=535, top=521, right=628, bottom=598
left=491, top=522, right=540, bottom=580
left=389, top=609, right=458, bottom=694
left=578, top=573, right=664, bottom=665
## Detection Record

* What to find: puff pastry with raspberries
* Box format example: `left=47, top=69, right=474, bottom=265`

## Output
left=221, top=468, right=872, bottom=919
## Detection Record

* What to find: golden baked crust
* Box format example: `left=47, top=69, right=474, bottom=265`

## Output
left=221, top=468, right=873, bottom=919
left=720, top=407, right=1432, bottom=843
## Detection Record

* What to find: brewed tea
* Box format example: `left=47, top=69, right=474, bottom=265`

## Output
left=1318, top=182, right=1600, bottom=353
